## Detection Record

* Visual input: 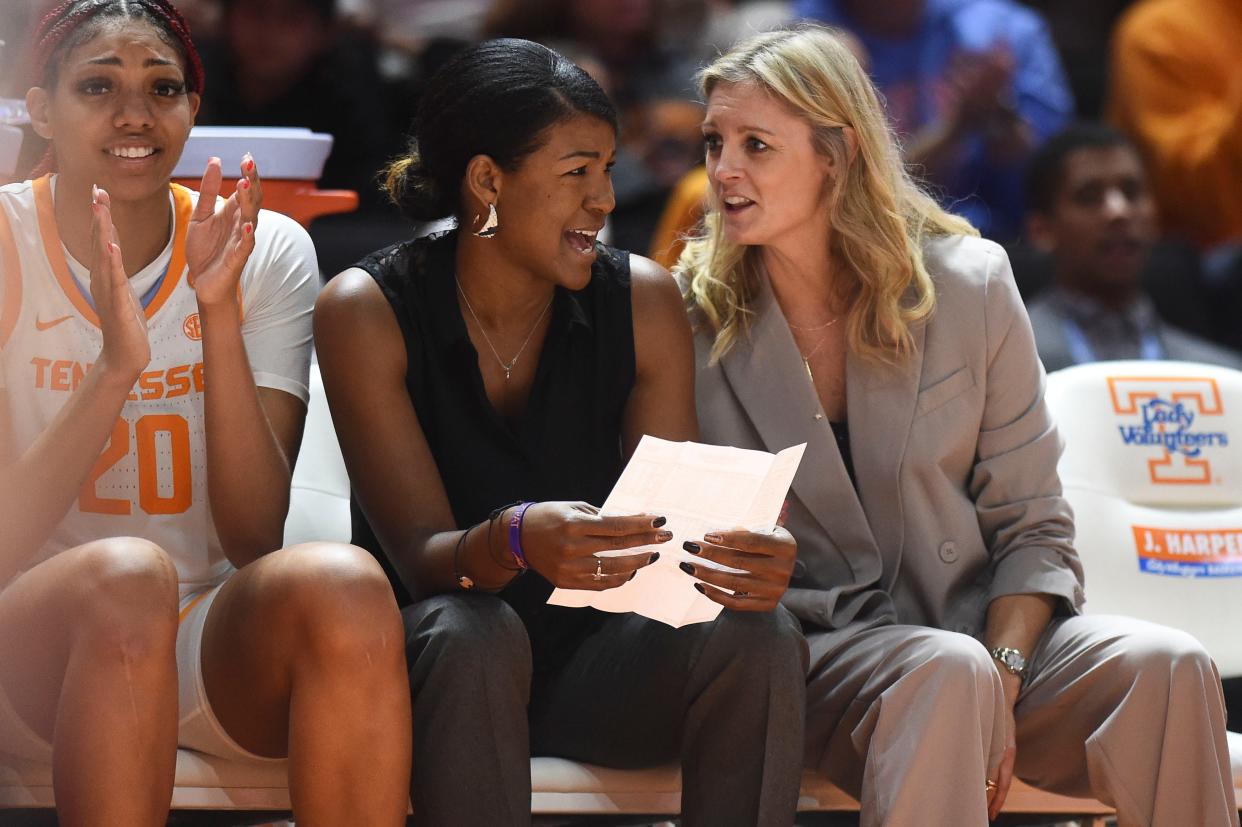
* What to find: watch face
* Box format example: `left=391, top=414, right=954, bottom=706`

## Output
left=994, top=647, right=1026, bottom=674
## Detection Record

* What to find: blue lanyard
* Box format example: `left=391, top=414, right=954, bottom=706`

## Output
left=1062, top=317, right=1163, bottom=365
left=72, top=264, right=170, bottom=312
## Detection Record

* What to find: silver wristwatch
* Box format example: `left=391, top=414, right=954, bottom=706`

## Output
left=990, top=646, right=1027, bottom=679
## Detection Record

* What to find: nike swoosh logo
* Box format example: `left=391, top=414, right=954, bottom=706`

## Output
left=35, top=315, right=74, bottom=331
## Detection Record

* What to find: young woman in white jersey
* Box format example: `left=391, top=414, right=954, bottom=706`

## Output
left=0, top=2, right=410, bottom=824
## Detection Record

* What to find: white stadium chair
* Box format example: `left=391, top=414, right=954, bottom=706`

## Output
left=1, top=356, right=1125, bottom=822
left=1045, top=360, right=1242, bottom=796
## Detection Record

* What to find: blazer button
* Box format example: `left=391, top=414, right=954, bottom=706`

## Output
left=938, top=541, right=958, bottom=563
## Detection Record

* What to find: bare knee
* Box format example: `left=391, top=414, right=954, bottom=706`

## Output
left=268, top=543, right=403, bottom=667
left=75, top=537, right=179, bottom=663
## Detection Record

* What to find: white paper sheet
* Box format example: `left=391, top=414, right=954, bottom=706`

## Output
left=548, top=436, right=807, bottom=627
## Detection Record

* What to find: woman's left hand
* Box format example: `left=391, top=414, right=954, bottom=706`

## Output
left=679, top=526, right=797, bottom=612
left=187, top=154, right=262, bottom=308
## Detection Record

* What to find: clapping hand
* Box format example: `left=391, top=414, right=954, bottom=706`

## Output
left=186, top=154, right=262, bottom=308
left=90, top=186, right=150, bottom=380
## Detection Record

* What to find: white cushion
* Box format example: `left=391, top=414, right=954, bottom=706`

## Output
left=1046, top=361, right=1242, bottom=508
left=283, top=358, right=352, bottom=546
left=1046, top=361, right=1242, bottom=678
left=173, top=127, right=334, bottom=182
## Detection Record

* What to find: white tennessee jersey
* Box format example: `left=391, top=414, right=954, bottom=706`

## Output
left=0, top=175, right=319, bottom=595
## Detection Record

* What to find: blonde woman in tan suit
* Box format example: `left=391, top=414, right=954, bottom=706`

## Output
left=675, top=26, right=1239, bottom=827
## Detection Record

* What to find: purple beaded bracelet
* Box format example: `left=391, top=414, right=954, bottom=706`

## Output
left=506, top=502, right=535, bottom=570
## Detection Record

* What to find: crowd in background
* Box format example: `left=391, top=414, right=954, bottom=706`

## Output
left=3, top=0, right=1241, bottom=365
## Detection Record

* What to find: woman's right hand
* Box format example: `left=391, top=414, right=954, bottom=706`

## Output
left=90, top=186, right=150, bottom=381
left=518, top=501, right=671, bottom=590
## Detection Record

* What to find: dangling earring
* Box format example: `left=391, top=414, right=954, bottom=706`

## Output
left=473, top=203, right=499, bottom=238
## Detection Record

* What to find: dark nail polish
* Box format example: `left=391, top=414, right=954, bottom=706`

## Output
left=656, top=530, right=673, bottom=542
left=649, top=552, right=661, bottom=564
left=683, top=541, right=701, bottom=554
left=694, top=583, right=705, bottom=594
left=652, top=516, right=667, bottom=528
left=679, top=561, right=695, bottom=575
left=628, top=571, right=637, bottom=581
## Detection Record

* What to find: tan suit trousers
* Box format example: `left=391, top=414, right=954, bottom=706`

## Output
left=806, top=615, right=1238, bottom=827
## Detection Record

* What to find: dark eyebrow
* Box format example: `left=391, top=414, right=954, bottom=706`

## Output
left=85, top=56, right=177, bottom=68
left=558, top=150, right=602, bottom=161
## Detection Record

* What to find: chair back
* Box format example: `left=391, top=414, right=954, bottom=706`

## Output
left=1045, top=360, right=1242, bottom=676
left=171, top=126, right=358, bottom=228
left=283, top=359, right=352, bottom=546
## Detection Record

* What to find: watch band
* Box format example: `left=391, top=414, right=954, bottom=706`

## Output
left=990, top=646, right=1027, bottom=678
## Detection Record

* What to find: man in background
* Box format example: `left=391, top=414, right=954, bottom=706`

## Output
left=1023, top=123, right=1242, bottom=373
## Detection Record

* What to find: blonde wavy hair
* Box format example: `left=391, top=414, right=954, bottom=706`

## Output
left=677, top=25, right=977, bottom=365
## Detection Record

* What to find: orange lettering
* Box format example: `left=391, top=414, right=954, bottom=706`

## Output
left=30, top=357, right=51, bottom=388
left=50, top=360, right=72, bottom=391
left=165, top=364, right=191, bottom=398
left=192, top=362, right=204, bottom=393
left=79, top=419, right=132, bottom=515
left=139, top=370, right=161, bottom=401
left=136, top=414, right=192, bottom=514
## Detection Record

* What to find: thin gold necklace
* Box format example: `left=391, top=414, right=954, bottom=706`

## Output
left=795, top=317, right=840, bottom=382
left=787, top=315, right=840, bottom=332
left=455, top=277, right=554, bottom=380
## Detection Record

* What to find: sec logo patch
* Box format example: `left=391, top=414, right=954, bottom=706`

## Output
left=183, top=313, right=202, bottom=341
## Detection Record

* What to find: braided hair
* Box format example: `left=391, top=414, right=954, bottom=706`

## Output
left=27, top=0, right=204, bottom=175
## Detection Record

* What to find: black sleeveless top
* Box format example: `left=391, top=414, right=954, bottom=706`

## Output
left=349, top=230, right=636, bottom=666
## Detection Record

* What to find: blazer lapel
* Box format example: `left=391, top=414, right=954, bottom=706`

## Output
left=846, top=318, right=925, bottom=587
left=719, top=277, right=878, bottom=561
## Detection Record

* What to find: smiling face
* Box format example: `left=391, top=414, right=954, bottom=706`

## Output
left=489, top=113, right=617, bottom=290
left=702, top=80, right=835, bottom=251
left=28, top=19, right=199, bottom=204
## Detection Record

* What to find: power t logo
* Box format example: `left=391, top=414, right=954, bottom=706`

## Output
left=1109, top=376, right=1229, bottom=484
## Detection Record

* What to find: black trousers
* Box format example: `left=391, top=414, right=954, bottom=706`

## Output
left=403, top=593, right=808, bottom=827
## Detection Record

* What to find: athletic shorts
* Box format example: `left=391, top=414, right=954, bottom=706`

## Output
left=0, top=580, right=282, bottom=764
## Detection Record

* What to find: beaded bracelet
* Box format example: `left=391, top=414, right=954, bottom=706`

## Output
left=507, top=501, right=535, bottom=570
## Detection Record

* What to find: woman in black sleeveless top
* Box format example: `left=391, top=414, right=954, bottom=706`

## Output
left=315, top=39, right=807, bottom=826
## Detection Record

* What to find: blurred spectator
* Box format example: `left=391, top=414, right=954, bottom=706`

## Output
left=794, top=0, right=1073, bottom=241
left=1110, top=0, right=1242, bottom=250
left=483, top=0, right=707, bottom=107
left=1021, top=0, right=1134, bottom=119
left=196, top=0, right=395, bottom=210
left=337, top=0, right=488, bottom=49
left=483, top=0, right=710, bottom=254
left=702, top=0, right=795, bottom=54
left=1, top=1, right=57, bottom=97
left=1023, top=124, right=1242, bottom=372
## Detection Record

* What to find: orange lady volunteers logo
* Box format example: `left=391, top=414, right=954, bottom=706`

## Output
left=182, top=313, right=202, bottom=341
left=1108, top=376, right=1228, bottom=484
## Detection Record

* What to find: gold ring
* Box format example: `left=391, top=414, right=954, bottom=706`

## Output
left=985, top=779, right=998, bottom=792
left=592, top=558, right=604, bottom=581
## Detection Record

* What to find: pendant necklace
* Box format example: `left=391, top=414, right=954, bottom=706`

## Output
left=795, top=317, right=840, bottom=382
left=456, top=276, right=554, bottom=380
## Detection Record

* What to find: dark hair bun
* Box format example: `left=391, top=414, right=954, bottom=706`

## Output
left=383, top=143, right=450, bottom=222
left=385, top=38, right=618, bottom=222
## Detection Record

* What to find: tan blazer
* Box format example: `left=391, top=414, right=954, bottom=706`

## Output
left=692, top=234, right=1085, bottom=641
